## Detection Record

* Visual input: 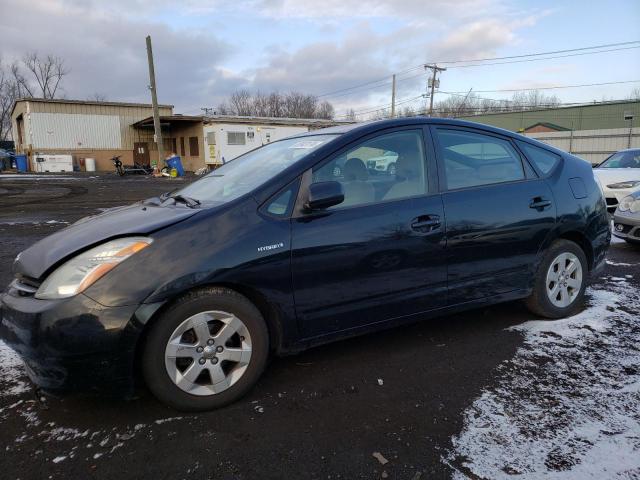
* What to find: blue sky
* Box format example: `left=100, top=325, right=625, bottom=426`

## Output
left=1, top=0, right=639, bottom=117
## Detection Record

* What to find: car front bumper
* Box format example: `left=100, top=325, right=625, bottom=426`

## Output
left=0, top=288, right=142, bottom=394
left=613, top=210, right=640, bottom=243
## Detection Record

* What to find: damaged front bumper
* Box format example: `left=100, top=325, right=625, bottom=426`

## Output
left=0, top=286, right=142, bottom=394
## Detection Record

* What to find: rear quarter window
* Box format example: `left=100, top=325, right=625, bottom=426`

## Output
left=518, top=142, right=561, bottom=175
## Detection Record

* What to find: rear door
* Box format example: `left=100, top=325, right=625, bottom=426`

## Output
left=290, top=127, right=447, bottom=337
left=431, top=126, right=556, bottom=305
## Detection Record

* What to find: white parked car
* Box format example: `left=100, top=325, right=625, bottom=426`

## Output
left=593, top=148, right=640, bottom=213
left=366, top=150, right=399, bottom=175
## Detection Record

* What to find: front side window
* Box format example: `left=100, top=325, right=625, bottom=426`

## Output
left=598, top=150, right=640, bottom=168
left=175, top=135, right=338, bottom=204
left=436, top=129, right=525, bottom=190
left=312, top=130, right=428, bottom=209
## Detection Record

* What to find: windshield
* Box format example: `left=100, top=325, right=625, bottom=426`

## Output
left=175, top=134, right=338, bottom=204
left=598, top=150, right=640, bottom=168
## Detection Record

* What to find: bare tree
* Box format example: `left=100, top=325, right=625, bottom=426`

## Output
left=432, top=89, right=563, bottom=117
left=344, top=108, right=357, bottom=122
left=316, top=101, right=334, bottom=119
left=12, top=52, right=69, bottom=99
left=216, top=90, right=335, bottom=119
left=0, top=60, right=20, bottom=141
left=628, top=87, right=640, bottom=100
left=88, top=93, right=108, bottom=102
left=228, top=89, right=253, bottom=116
left=399, top=105, right=416, bottom=117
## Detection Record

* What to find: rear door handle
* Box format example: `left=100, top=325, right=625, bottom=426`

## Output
left=529, top=197, right=552, bottom=210
left=411, top=215, right=441, bottom=232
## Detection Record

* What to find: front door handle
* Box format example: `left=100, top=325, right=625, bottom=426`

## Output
left=411, top=215, right=441, bottom=233
left=529, top=197, right=552, bottom=210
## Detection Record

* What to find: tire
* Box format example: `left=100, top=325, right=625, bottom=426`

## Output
left=116, top=165, right=125, bottom=176
left=525, top=239, right=588, bottom=319
left=387, top=163, right=396, bottom=176
left=142, top=287, right=269, bottom=411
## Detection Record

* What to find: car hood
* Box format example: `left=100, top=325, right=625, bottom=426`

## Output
left=13, top=203, right=199, bottom=280
left=593, top=168, right=640, bottom=186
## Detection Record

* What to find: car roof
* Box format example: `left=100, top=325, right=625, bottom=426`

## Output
left=295, top=116, right=526, bottom=141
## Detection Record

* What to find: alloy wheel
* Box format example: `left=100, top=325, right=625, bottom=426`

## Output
left=545, top=252, right=583, bottom=308
left=164, top=310, right=252, bottom=396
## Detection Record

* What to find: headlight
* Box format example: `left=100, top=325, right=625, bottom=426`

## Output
left=618, top=195, right=640, bottom=213
left=606, top=180, right=640, bottom=189
left=35, top=237, right=152, bottom=299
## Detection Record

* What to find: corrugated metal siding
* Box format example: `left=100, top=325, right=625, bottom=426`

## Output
left=18, top=101, right=172, bottom=150
left=526, top=127, right=640, bottom=164
left=459, top=101, right=640, bottom=132
left=30, top=113, right=122, bottom=149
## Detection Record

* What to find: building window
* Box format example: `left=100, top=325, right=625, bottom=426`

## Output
left=163, top=138, right=177, bottom=154
left=227, top=131, right=246, bottom=145
left=189, top=137, right=199, bottom=156
left=180, top=137, right=185, bottom=157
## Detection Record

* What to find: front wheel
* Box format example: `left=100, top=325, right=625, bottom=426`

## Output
left=525, top=240, right=588, bottom=319
left=142, top=287, right=269, bottom=411
left=387, top=163, right=396, bottom=176
left=116, top=165, right=125, bottom=176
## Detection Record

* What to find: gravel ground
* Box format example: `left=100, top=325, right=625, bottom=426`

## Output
left=0, top=173, right=638, bottom=479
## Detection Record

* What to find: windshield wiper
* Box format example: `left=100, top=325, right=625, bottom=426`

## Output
left=169, top=194, right=201, bottom=208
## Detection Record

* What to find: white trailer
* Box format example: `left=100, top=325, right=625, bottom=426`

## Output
left=204, top=123, right=308, bottom=165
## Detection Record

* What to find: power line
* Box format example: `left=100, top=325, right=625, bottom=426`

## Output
left=443, top=79, right=640, bottom=94
left=446, top=45, right=640, bottom=69
left=335, top=95, right=425, bottom=118
left=315, top=41, right=640, bottom=99
left=437, top=40, right=640, bottom=65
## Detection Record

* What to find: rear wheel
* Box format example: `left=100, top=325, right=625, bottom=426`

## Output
left=142, top=287, right=269, bottom=411
left=525, top=240, right=587, bottom=319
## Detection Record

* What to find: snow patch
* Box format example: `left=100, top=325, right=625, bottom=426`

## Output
left=154, top=416, right=183, bottom=425
left=446, top=283, right=640, bottom=479
left=0, top=340, right=29, bottom=397
left=606, top=260, right=633, bottom=267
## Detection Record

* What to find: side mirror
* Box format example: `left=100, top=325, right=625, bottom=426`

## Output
left=305, top=181, right=344, bottom=211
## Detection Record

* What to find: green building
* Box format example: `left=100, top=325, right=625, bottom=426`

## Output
left=458, top=100, right=639, bottom=133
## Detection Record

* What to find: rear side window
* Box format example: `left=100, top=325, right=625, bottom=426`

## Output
left=435, top=129, right=525, bottom=190
left=518, top=142, right=561, bottom=174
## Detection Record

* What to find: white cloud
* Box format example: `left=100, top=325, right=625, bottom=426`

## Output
left=0, top=0, right=552, bottom=113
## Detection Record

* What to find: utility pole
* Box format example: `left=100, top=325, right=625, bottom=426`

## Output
left=390, top=74, right=396, bottom=118
left=425, top=64, right=446, bottom=116
left=146, top=35, right=164, bottom=164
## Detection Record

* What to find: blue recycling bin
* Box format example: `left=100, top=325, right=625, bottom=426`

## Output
left=166, top=155, right=185, bottom=176
left=15, top=154, right=28, bottom=173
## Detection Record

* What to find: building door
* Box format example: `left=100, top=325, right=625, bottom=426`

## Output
left=134, top=142, right=150, bottom=166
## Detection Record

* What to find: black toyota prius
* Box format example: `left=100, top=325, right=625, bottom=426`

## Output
left=1, top=118, right=610, bottom=411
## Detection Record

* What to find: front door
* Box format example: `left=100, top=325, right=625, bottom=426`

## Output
left=431, top=126, right=556, bottom=304
left=291, top=128, right=447, bottom=338
left=134, top=142, right=150, bottom=166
